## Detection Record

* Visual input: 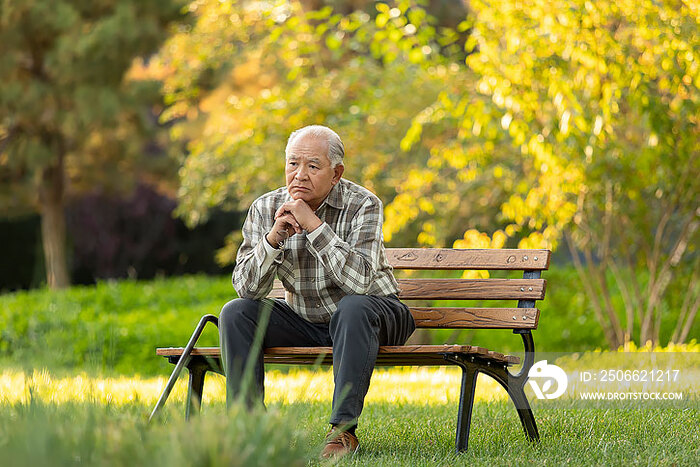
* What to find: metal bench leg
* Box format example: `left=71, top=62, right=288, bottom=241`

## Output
left=455, top=364, right=479, bottom=452
left=508, top=329, right=539, bottom=442
left=149, top=314, right=219, bottom=422
left=186, top=360, right=208, bottom=420
left=479, top=363, right=540, bottom=444
left=507, top=385, right=539, bottom=442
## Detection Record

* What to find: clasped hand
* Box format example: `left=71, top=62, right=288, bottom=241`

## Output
left=266, top=200, right=323, bottom=248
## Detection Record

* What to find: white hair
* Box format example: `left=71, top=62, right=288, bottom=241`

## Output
left=285, top=125, right=345, bottom=168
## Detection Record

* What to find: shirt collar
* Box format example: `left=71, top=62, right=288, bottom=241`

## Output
left=323, top=180, right=344, bottom=210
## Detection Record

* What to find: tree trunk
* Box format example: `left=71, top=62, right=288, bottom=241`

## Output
left=38, top=158, right=70, bottom=289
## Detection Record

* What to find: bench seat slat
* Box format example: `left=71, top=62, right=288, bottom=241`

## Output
left=387, top=248, right=550, bottom=270
left=156, top=345, right=520, bottom=365
left=265, top=356, right=460, bottom=366
left=271, top=278, right=545, bottom=300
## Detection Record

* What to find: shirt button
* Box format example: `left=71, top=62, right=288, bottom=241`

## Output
left=316, top=304, right=321, bottom=308
left=310, top=278, right=315, bottom=283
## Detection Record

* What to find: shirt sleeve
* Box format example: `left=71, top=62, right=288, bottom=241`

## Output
left=232, top=201, right=282, bottom=299
left=306, top=196, right=384, bottom=295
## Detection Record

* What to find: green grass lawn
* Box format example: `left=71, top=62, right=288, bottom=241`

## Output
left=1, top=396, right=697, bottom=466
left=1, top=273, right=698, bottom=465
left=1, top=366, right=698, bottom=466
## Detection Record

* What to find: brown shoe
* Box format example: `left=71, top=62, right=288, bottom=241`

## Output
left=320, top=426, right=359, bottom=459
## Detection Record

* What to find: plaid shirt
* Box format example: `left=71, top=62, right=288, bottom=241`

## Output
left=232, top=178, right=400, bottom=323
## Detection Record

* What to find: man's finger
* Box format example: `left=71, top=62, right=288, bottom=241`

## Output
left=277, top=213, right=300, bottom=230
left=275, top=204, right=296, bottom=219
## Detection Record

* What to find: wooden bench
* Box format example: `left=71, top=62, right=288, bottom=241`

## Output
left=150, top=248, right=550, bottom=452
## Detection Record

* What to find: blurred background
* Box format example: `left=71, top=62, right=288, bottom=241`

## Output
left=0, top=0, right=697, bottom=362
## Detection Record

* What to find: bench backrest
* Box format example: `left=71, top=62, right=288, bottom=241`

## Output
left=270, top=248, right=550, bottom=331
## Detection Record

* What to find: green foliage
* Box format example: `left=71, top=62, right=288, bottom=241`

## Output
left=155, top=0, right=696, bottom=349
left=457, top=0, right=699, bottom=248
left=0, top=0, right=188, bottom=210
left=0, top=0, right=189, bottom=288
left=0, top=275, right=234, bottom=375
left=400, top=0, right=699, bottom=347
left=155, top=0, right=463, bottom=249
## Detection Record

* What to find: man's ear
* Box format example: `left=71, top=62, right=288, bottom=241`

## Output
left=333, top=164, right=344, bottom=184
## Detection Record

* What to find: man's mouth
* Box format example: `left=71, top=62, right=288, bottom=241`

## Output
left=291, top=186, right=310, bottom=192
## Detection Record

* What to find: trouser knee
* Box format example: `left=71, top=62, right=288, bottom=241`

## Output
left=330, top=295, right=377, bottom=330
left=219, top=298, right=261, bottom=331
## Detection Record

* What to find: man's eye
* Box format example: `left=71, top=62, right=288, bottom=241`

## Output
left=310, top=165, right=318, bottom=170
left=288, top=161, right=297, bottom=167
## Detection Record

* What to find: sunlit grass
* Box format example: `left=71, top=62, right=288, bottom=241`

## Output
left=0, top=367, right=507, bottom=407
left=5, top=347, right=698, bottom=409
left=1, top=358, right=698, bottom=466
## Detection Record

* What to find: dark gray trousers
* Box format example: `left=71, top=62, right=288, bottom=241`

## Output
left=218, top=294, right=415, bottom=425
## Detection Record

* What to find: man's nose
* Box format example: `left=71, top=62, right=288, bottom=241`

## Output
left=295, top=166, right=309, bottom=180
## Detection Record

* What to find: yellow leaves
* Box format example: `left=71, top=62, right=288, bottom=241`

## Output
left=452, top=229, right=508, bottom=279
left=404, top=168, right=435, bottom=191
left=518, top=232, right=550, bottom=250
left=506, top=34, right=521, bottom=53
left=441, top=147, right=468, bottom=170
left=453, top=229, right=506, bottom=249
left=500, top=113, right=513, bottom=130
left=502, top=194, right=526, bottom=225
left=491, top=229, right=507, bottom=248
left=418, top=198, right=435, bottom=215
left=385, top=169, right=439, bottom=242
left=619, top=339, right=700, bottom=353
left=383, top=192, right=420, bottom=242
left=401, top=121, right=422, bottom=152
left=505, top=223, right=521, bottom=237
left=559, top=110, right=571, bottom=135
left=593, top=115, right=603, bottom=136
left=517, top=228, right=557, bottom=250
left=325, top=32, right=342, bottom=50
left=408, top=47, right=425, bottom=64
left=457, top=167, right=478, bottom=183
left=462, top=269, right=490, bottom=279
left=375, top=3, right=391, bottom=15
left=417, top=222, right=436, bottom=246
left=453, top=229, right=488, bottom=249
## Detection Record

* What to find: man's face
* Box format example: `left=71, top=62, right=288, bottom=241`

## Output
left=285, top=135, right=344, bottom=210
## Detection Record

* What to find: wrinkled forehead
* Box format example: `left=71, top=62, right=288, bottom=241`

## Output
left=286, top=134, right=330, bottom=163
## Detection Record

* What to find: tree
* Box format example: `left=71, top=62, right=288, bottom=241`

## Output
left=0, top=0, right=188, bottom=288
left=157, top=0, right=698, bottom=347
left=403, top=0, right=699, bottom=346
left=155, top=0, right=466, bottom=260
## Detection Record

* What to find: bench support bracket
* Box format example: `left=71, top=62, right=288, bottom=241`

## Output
left=443, top=329, right=539, bottom=453
left=149, top=314, right=219, bottom=422
left=185, top=359, right=208, bottom=420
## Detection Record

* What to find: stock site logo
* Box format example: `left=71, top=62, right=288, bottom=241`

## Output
left=528, top=360, right=568, bottom=399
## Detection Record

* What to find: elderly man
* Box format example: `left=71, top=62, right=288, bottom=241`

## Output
left=219, top=125, right=415, bottom=458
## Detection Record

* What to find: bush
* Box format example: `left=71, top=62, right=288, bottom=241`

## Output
left=1, top=264, right=673, bottom=375
left=0, top=275, right=235, bottom=375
